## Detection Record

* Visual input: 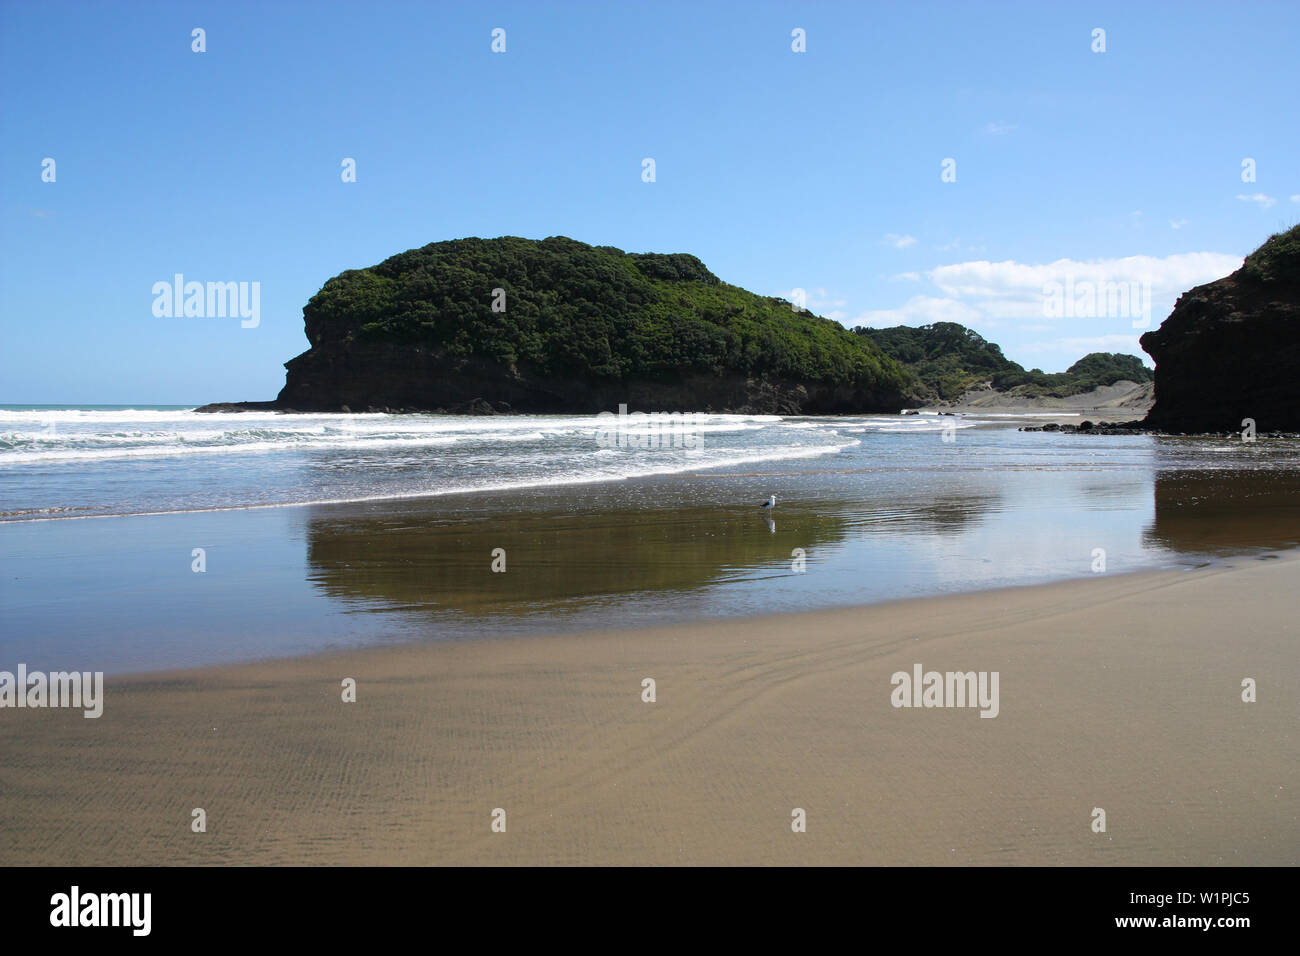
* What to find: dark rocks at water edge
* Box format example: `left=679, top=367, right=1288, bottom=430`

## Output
left=192, top=400, right=281, bottom=413
left=197, top=236, right=912, bottom=416
left=1019, top=420, right=1149, bottom=434
left=1017, top=420, right=1300, bottom=438
left=196, top=397, right=510, bottom=415
left=1140, top=224, right=1300, bottom=433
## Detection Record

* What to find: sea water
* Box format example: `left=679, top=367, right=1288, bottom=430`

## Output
left=2, top=406, right=1298, bottom=672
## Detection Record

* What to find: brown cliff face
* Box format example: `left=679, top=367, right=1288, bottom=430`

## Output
left=1141, top=226, right=1300, bottom=433
left=275, top=341, right=901, bottom=415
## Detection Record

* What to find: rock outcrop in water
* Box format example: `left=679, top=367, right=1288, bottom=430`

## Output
left=200, top=236, right=911, bottom=415
left=1141, top=225, right=1300, bottom=433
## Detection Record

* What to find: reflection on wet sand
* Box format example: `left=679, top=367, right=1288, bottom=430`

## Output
left=301, top=491, right=1003, bottom=619
left=304, top=501, right=850, bottom=615
left=1144, top=469, right=1300, bottom=555
left=848, top=494, right=1003, bottom=537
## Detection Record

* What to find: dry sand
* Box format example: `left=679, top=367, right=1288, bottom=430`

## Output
left=930, top=380, right=1156, bottom=425
left=2, top=554, right=1296, bottom=866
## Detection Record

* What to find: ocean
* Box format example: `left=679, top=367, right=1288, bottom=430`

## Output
left=3, top=405, right=1299, bottom=672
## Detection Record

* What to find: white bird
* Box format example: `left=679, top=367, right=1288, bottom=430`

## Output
left=760, top=495, right=777, bottom=510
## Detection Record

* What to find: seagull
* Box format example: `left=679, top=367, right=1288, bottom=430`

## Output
left=760, top=495, right=777, bottom=510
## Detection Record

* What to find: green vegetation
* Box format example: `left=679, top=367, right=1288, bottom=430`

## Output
left=855, top=322, right=1152, bottom=401
left=1241, top=223, right=1300, bottom=283
left=298, top=239, right=1156, bottom=409
left=855, top=323, right=1014, bottom=401
left=303, top=236, right=909, bottom=394
left=998, top=352, right=1153, bottom=398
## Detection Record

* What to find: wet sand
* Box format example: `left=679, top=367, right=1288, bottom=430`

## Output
left=2, top=551, right=1295, bottom=866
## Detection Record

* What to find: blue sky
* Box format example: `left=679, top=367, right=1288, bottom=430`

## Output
left=2, top=0, right=1297, bottom=403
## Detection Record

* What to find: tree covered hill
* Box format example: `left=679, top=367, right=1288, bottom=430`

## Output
left=854, top=321, right=1152, bottom=402
left=278, top=236, right=911, bottom=413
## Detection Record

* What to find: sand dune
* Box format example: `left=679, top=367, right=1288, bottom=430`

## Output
left=944, top=380, right=1155, bottom=419
left=2, top=553, right=1295, bottom=866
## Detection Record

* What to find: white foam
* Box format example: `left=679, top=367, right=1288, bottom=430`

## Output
left=2, top=439, right=859, bottom=522
left=976, top=412, right=1082, bottom=419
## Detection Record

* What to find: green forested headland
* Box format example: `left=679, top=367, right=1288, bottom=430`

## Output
left=300, top=236, right=910, bottom=398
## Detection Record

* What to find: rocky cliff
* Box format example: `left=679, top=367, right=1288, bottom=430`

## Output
left=1141, top=225, right=1300, bottom=433
left=274, top=341, right=893, bottom=415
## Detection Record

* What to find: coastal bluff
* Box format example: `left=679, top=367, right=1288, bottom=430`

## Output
left=1141, top=225, right=1300, bottom=433
left=198, top=236, right=910, bottom=415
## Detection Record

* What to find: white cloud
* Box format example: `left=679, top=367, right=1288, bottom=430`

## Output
left=982, top=122, right=1016, bottom=135
left=1169, top=219, right=1188, bottom=230
left=883, top=233, right=918, bottom=249
left=1236, top=193, right=1277, bottom=209
left=855, top=252, right=1241, bottom=334
left=1019, top=334, right=1147, bottom=356
left=936, top=238, right=986, bottom=254
left=927, top=253, right=1240, bottom=305
left=1291, top=195, right=1300, bottom=203
left=893, top=272, right=921, bottom=282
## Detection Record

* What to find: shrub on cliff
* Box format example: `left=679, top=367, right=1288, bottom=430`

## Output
left=1241, top=223, right=1300, bottom=283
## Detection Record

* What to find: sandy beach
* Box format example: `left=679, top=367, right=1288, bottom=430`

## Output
left=2, top=549, right=1294, bottom=867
